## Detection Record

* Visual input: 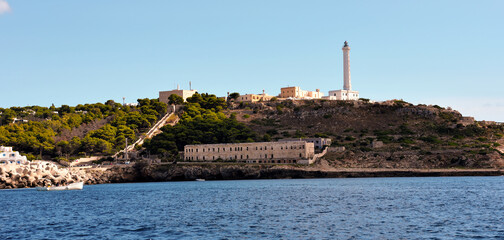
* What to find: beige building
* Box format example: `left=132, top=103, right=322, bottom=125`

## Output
left=280, top=86, right=323, bottom=99
left=159, top=89, right=198, bottom=104
left=280, top=138, right=332, bottom=149
left=236, top=93, right=274, bottom=102
left=184, top=141, right=315, bottom=164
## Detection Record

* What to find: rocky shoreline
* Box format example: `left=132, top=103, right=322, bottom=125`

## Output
left=2, top=162, right=503, bottom=189
left=136, top=164, right=504, bottom=182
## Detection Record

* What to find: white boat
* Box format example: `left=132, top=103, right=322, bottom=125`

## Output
left=195, top=179, right=205, bottom=181
left=36, top=182, right=84, bottom=191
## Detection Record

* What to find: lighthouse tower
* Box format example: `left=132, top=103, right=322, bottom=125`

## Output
left=342, top=41, right=351, bottom=90
left=328, top=41, right=359, bottom=100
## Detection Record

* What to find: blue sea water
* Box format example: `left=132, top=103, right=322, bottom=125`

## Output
left=1, top=177, right=504, bottom=239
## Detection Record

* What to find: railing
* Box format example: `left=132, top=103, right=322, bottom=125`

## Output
left=113, top=105, right=178, bottom=158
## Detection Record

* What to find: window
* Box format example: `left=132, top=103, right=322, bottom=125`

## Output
left=299, top=153, right=302, bottom=157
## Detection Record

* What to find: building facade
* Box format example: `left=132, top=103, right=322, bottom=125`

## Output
left=327, top=89, right=359, bottom=100
left=279, top=138, right=332, bottom=149
left=159, top=89, right=198, bottom=104
left=280, top=87, right=324, bottom=99
left=236, top=93, right=274, bottom=102
left=184, top=141, right=315, bottom=164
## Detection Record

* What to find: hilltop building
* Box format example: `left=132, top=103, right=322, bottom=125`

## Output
left=328, top=41, right=359, bottom=100
left=184, top=141, right=315, bottom=164
left=236, top=91, right=274, bottom=102
left=159, top=84, right=198, bottom=104
left=280, top=87, right=324, bottom=99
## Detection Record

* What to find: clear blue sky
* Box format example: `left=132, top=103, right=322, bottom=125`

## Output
left=1, top=0, right=503, bottom=121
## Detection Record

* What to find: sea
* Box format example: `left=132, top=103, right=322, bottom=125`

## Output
left=1, top=177, right=504, bottom=239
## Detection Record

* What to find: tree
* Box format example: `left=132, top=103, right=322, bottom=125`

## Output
left=229, top=92, right=240, bottom=100
left=168, top=94, right=184, bottom=105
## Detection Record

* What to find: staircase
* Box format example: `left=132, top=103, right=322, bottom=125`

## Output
left=113, top=105, right=179, bottom=158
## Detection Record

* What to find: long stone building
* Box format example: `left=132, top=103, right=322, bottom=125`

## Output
left=184, top=141, right=315, bottom=164
left=279, top=138, right=332, bottom=149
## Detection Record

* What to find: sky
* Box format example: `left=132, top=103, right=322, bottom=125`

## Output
left=0, top=0, right=503, bottom=121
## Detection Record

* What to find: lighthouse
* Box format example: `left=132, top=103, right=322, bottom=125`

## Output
left=342, top=41, right=351, bottom=90
left=328, top=41, right=359, bottom=100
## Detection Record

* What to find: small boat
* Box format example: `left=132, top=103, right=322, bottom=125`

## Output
left=36, top=182, right=84, bottom=191
left=195, top=179, right=205, bottom=181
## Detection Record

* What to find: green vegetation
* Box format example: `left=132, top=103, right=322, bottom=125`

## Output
left=144, top=93, right=258, bottom=159
left=168, top=94, right=184, bottom=105
left=229, top=92, right=240, bottom=100
left=0, top=99, right=167, bottom=159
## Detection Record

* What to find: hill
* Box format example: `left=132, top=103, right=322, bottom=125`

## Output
left=226, top=99, right=504, bottom=168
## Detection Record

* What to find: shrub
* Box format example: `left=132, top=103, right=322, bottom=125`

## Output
left=323, top=114, right=332, bottom=119
left=345, top=136, right=355, bottom=141
left=419, top=135, right=442, bottom=144
left=242, top=114, right=250, bottom=119
left=314, top=133, right=329, bottom=138
left=266, top=129, right=278, bottom=135
left=360, top=147, right=372, bottom=152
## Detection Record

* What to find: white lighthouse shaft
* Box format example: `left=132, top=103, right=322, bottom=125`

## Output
left=342, top=42, right=351, bottom=90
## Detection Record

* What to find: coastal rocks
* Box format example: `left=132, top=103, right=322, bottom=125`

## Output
left=0, top=161, right=90, bottom=189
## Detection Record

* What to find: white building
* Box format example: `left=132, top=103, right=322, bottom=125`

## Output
left=328, top=41, right=360, bottom=100
left=0, top=146, right=29, bottom=165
